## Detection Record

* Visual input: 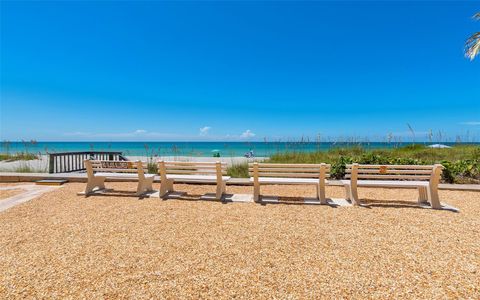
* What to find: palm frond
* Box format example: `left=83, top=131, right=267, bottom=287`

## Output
left=474, top=12, right=480, bottom=20
left=465, top=32, right=480, bottom=60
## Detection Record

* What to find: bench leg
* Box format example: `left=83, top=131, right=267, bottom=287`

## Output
left=427, top=184, right=441, bottom=209
left=343, top=184, right=351, bottom=201
left=136, top=177, right=154, bottom=196
left=146, top=177, right=154, bottom=191
left=84, top=176, right=106, bottom=196
left=253, top=184, right=260, bottom=202
left=159, top=179, right=174, bottom=199
left=349, top=185, right=360, bottom=206
left=216, top=181, right=226, bottom=200
left=417, top=186, right=428, bottom=204
left=316, top=184, right=327, bottom=204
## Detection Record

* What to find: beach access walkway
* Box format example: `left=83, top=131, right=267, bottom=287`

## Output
left=0, top=184, right=61, bottom=212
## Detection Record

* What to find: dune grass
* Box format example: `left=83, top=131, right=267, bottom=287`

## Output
left=0, top=152, right=38, bottom=162
left=227, top=162, right=250, bottom=178
left=2, top=162, right=47, bottom=173
left=226, top=145, right=480, bottom=183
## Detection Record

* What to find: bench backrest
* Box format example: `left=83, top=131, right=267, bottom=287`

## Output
left=158, top=161, right=227, bottom=180
left=345, top=164, right=443, bottom=182
left=85, top=160, right=149, bottom=177
left=248, top=163, right=331, bottom=179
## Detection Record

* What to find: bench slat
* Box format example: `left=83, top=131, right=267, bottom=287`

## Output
left=346, top=164, right=434, bottom=169
left=340, top=179, right=429, bottom=187
left=164, top=165, right=217, bottom=169
left=164, top=163, right=226, bottom=167
left=91, top=160, right=132, bottom=163
left=163, top=170, right=224, bottom=175
left=93, top=166, right=148, bottom=169
left=250, top=172, right=330, bottom=178
left=248, top=163, right=327, bottom=168
left=166, top=174, right=230, bottom=181
left=345, top=169, right=433, bottom=175
left=159, top=161, right=228, bottom=181
left=164, top=161, right=226, bottom=166
left=95, top=172, right=155, bottom=178
left=164, top=168, right=227, bottom=172
left=249, top=167, right=330, bottom=172
left=250, top=177, right=321, bottom=184
left=92, top=168, right=138, bottom=172
left=346, top=174, right=431, bottom=180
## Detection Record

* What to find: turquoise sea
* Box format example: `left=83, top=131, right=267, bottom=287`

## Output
left=1, top=142, right=477, bottom=157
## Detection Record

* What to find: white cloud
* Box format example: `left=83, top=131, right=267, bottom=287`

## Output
left=134, top=129, right=147, bottom=134
left=240, top=129, right=256, bottom=139
left=460, top=121, right=480, bottom=126
left=199, top=126, right=211, bottom=136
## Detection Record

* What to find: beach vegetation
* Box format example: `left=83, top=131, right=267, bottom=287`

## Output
left=225, top=144, right=480, bottom=183
left=2, top=161, right=47, bottom=173
left=11, top=164, right=37, bottom=173
left=147, top=161, right=158, bottom=174
left=143, top=143, right=159, bottom=174
left=227, top=163, right=249, bottom=178
left=0, top=152, right=39, bottom=162
left=0, top=140, right=40, bottom=161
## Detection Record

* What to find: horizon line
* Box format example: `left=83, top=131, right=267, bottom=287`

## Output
left=2, top=140, right=479, bottom=144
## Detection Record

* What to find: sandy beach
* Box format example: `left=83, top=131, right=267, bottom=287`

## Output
left=1, top=182, right=479, bottom=298
left=0, top=155, right=266, bottom=173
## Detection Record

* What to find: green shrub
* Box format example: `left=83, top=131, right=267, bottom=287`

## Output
left=473, top=148, right=480, bottom=160
left=440, top=161, right=455, bottom=183
left=358, top=153, right=390, bottom=164
left=330, top=156, right=352, bottom=179
left=441, top=159, right=480, bottom=183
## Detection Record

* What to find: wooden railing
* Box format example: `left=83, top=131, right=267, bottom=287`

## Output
left=48, top=151, right=128, bottom=173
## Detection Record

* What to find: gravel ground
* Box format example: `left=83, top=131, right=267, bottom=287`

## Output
left=0, top=182, right=479, bottom=298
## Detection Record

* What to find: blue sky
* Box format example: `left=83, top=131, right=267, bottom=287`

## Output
left=1, top=1, right=479, bottom=142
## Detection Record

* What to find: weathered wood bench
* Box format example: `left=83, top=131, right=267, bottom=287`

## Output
left=341, top=163, right=444, bottom=209
left=158, top=161, right=230, bottom=200
left=249, top=163, right=331, bottom=203
left=84, top=160, right=155, bottom=196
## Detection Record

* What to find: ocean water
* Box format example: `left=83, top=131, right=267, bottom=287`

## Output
left=1, top=141, right=475, bottom=157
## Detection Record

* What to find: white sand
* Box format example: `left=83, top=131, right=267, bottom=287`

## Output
left=0, top=155, right=266, bottom=173
left=128, top=155, right=265, bottom=165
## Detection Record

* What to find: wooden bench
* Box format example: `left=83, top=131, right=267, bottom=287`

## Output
left=341, top=163, right=444, bottom=209
left=84, top=160, right=155, bottom=196
left=249, top=163, right=331, bottom=203
left=158, top=161, right=230, bottom=200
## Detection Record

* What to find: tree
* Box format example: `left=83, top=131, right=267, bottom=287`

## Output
left=465, top=13, right=480, bottom=60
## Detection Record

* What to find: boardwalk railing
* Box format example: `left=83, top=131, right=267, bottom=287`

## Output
left=48, top=151, right=128, bottom=173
